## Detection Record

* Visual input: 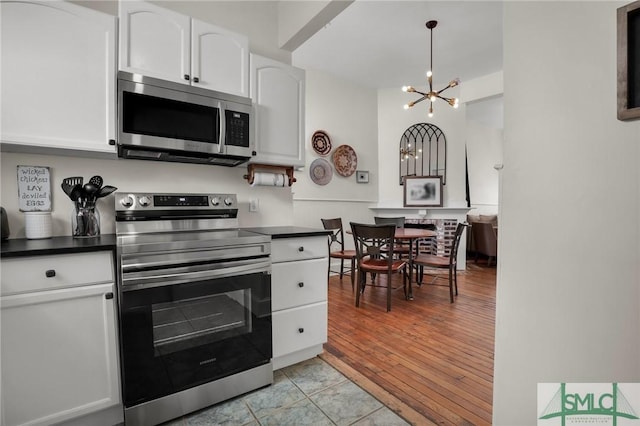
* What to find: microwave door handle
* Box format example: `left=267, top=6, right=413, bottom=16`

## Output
left=218, top=101, right=225, bottom=153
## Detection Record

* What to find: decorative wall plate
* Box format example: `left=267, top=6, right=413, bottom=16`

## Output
left=309, top=158, right=332, bottom=185
left=312, top=130, right=332, bottom=156
left=332, top=144, right=358, bottom=177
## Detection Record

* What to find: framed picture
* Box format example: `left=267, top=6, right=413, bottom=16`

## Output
left=617, top=0, right=640, bottom=121
left=356, top=170, right=369, bottom=183
left=403, top=176, right=443, bottom=207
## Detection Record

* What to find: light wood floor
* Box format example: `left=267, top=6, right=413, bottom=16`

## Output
left=324, top=261, right=496, bottom=425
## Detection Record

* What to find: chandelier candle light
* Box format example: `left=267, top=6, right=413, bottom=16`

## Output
left=403, top=20, right=460, bottom=118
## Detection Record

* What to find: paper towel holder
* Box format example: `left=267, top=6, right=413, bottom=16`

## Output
left=244, top=163, right=297, bottom=186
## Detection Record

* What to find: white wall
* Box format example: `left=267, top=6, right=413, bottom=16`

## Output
left=493, top=2, right=640, bottom=424
left=292, top=69, right=378, bottom=243
left=466, top=104, right=503, bottom=215
left=377, top=87, right=467, bottom=208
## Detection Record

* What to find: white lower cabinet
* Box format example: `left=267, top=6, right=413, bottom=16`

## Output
left=0, top=252, right=122, bottom=426
left=270, top=236, right=328, bottom=370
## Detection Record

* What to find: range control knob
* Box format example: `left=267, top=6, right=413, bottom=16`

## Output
left=138, top=196, right=151, bottom=207
left=211, top=197, right=220, bottom=206
left=224, top=197, right=234, bottom=206
left=120, top=195, right=134, bottom=207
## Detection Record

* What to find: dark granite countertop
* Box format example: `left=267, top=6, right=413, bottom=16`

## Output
left=0, top=234, right=117, bottom=258
left=0, top=227, right=329, bottom=257
left=242, top=226, right=330, bottom=239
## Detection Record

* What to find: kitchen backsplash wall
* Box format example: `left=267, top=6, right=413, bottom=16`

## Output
left=0, top=152, right=294, bottom=238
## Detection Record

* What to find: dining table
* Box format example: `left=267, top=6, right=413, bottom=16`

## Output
left=393, top=228, right=437, bottom=300
left=347, top=227, right=437, bottom=300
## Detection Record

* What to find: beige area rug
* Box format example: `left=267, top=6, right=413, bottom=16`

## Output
left=319, top=351, right=437, bottom=426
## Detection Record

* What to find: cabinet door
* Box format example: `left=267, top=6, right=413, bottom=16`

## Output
left=272, top=258, right=327, bottom=311
left=250, top=54, right=305, bottom=168
left=0, top=1, right=116, bottom=153
left=119, top=0, right=190, bottom=84
left=192, top=19, right=249, bottom=97
left=272, top=302, right=328, bottom=358
left=1, top=283, right=120, bottom=426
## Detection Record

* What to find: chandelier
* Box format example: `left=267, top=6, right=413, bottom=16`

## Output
left=402, top=20, right=460, bottom=117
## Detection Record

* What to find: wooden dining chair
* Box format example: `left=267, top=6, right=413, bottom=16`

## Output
left=373, top=216, right=411, bottom=260
left=321, top=218, right=356, bottom=289
left=350, top=222, right=408, bottom=312
left=413, top=222, right=468, bottom=303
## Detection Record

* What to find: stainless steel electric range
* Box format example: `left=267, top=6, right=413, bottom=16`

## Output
left=114, top=192, right=272, bottom=426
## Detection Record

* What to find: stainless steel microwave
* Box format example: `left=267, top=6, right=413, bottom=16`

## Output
left=117, top=71, right=254, bottom=167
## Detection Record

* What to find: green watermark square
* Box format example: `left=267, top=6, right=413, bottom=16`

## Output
left=538, top=383, right=640, bottom=426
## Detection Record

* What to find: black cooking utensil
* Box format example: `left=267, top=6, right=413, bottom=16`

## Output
left=96, top=185, right=117, bottom=198
left=69, top=184, right=84, bottom=202
left=88, top=175, right=103, bottom=189
left=62, top=176, right=83, bottom=187
left=61, top=181, right=74, bottom=198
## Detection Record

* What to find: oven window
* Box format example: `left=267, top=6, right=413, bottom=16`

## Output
left=152, top=290, right=251, bottom=356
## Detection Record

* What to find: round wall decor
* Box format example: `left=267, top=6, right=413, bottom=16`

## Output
left=311, top=130, right=332, bottom=156
left=309, top=158, right=332, bottom=185
left=332, top=144, right=357, bottom=177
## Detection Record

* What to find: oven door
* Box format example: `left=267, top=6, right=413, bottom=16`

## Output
left=119, top=258, right=271, bottom=408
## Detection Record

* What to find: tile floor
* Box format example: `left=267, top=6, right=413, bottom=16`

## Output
left=162, top=357, right=410, bottom=426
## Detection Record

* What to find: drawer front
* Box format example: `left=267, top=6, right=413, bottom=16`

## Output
left=272, top=302, right=327, bottom=358
left=272, top=258, right=327, bottom=311
left=1, top=251, right=114, bottom=296
left=271, top=236, right=327, bottom=263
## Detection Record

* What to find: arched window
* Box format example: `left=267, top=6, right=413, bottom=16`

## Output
left=399, top=123, right=447, bottom=185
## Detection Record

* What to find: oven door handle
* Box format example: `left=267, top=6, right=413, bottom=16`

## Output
left=120, top=257, right=271, bottom=292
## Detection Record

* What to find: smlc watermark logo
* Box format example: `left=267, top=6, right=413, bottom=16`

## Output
left=538, top=383, right=640, bottom=425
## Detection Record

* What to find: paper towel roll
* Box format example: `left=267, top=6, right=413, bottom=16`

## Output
left=251, top=172, right=289, bottom=187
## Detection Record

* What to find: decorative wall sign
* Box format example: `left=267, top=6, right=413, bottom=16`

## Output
left=17, top=165, right=51, bottom=212
left=617, top=0, right=640, bottom=120
left=403, top=175, right=443, bottom=207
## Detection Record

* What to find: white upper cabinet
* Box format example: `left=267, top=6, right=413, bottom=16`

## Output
left=192, top=19, right=249, bottom=96
left=250, top=54, right=305, bottom=168
left=118, top=1, right=190, bottom=84
left=0, top=1, right=116, bottom=153
left=119, top=1, right=249, bottom=97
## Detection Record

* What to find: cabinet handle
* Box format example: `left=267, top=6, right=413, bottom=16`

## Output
left=298, top=328, right=304, bottom=333
left=105, top=292, right=114, bottom=300
left=298, top=282, right=304, bottom=288
left=193, top=77, right=199, bottom=83
left=298, top=246, right=304, bottom=252
left=45, top=269, right=55, bottom=278
left=108, top=139, right=116, bottom=146
left=184, top=74, right=190, bottom=81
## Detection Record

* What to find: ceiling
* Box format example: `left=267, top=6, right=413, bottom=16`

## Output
left=292, top=0, right=503, bottom=91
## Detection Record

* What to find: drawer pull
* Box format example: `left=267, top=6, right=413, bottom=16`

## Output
left=45, top=269, right=56, bottom=278
left=298, top=282, right=304, bottom=288
left=298, top=246, right=304, bottom=252
left=298, top=328, right=304, bottom=333
left=105, top=292, right=114, bottom=300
